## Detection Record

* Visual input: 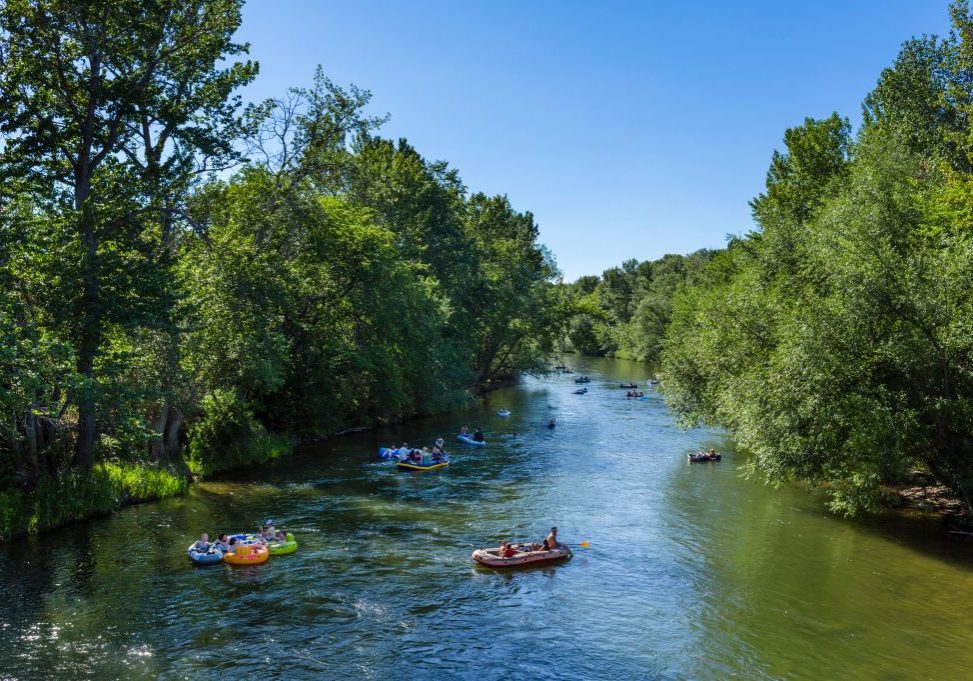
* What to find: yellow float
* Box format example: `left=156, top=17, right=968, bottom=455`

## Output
left=222, top=542, right=269, bottom=565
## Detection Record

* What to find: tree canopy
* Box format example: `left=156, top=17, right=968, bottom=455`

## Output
left=661, top=1, right=973, bottom=516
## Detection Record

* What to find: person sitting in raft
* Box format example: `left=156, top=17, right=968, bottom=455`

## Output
left=431, top=446, right=445, bottom=462
left=214, top=533, right=231, bottom=552
left=460, top=425, right=469, bottom=436
left=472, top=427, right=484, bottom=443
left=395, top=443, right=410, bottom=460
left=191, top=533, right=211, bottom=552
left=499, top=541, right=517, bottom=558
left=409, top=449, right=422, bottom=463
left=420, top=446, right=431, bottom=464
left=542, top=527, right=560, bottom=550
left=547, top=419, right=556, bottom=428
left=274, top=530, right=288, bottom=543
left=434, top=437, right=445, bottom=450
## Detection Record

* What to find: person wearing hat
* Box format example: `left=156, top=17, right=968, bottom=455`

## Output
left=542, top=526, right=560, bottom=550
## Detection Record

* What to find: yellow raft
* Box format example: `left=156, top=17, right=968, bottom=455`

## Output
left=223, top=543, right=269, bottom=565
left=396, top=459, right=449, bottom=472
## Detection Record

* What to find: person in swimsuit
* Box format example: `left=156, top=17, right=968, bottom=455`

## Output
left=543, top=527, right=560, bottom=550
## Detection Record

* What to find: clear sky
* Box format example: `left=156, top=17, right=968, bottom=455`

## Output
left=235, top=1, right=952, bottom=281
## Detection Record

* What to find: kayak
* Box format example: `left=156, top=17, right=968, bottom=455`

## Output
left=187, top=543, right=223, bottom=566
left=223, top=543, right=269, bottom=565
left=268, top=532, right=297, bottom=556
left=457, top=434, right=485, bottom=446
left=472, top=544, right=572, bottom=568
left=497, top=409, right=511, bottom=417
left=688, top=451, right=721, bottom=462
left=397, top=457, right=449, bottom=472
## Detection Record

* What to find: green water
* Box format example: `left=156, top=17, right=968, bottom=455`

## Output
left=2, top=357, right=972, bottom=680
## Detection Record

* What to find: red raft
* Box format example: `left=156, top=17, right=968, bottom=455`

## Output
left=472, top=544, right=572, bottom=568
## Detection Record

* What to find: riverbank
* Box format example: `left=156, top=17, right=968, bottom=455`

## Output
left=0, top=391, right=483, bottom=543
left=0, top=462, right=187, bottom=543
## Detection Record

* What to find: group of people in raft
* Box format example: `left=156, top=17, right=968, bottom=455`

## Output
left=498, top=526, right=563, bottom=558
left=190, top=519, right=289, bottom=555
left=389, top=437, right=451, bottom=464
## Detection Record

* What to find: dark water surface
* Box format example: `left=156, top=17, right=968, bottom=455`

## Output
left=3, top=357, right=973, bottom=680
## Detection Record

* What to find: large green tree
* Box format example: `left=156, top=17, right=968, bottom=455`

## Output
left=662, top=2, right=973, bottom=515
left=0, top=0, right=255, bottom=469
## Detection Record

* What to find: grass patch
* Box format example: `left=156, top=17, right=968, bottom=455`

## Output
left=0, top=462, right=187, bottom=542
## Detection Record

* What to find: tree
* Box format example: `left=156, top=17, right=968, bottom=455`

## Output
left=0, top=0, right=256, bottom=469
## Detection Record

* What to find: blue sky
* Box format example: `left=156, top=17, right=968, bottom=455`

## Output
left=236, top=1, right=952, bottom=281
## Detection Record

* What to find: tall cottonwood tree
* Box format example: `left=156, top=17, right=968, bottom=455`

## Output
left=0, top=0, right=255, bottom=469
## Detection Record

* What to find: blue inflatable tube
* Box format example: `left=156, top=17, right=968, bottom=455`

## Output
left=457, top=434, right=485, bottom=446
left=187, top=544, right=223, bottom=566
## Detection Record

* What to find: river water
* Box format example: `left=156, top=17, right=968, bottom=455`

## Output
left=2, top=357, right=973, bottom=680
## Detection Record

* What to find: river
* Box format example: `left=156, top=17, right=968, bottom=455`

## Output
left=2, top=356, right=972, bottom=680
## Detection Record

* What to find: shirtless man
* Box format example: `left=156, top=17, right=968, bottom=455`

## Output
left=543, top=527, right=560, bottom=550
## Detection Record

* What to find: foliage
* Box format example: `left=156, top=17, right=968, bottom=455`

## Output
left=662, top=1, right=973, bottom=515
left=0, top=462, right=186, bottom=541
left=561, top=251, right=716, bottom=362
left=0, top=3, right=566, bottom=539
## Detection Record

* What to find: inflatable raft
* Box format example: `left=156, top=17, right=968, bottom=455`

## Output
left=497, top=409, right=511, bottom=417
left=688, top=451, right=721, bottom=462
left=223, top=543, right=269, bottom=565
left=187, top=544, right=223, bottom=566
left=457, top=434, right=485, bottom=446
left=397, top=456, right=449, bottom=472
left=472, top=544, right=572, bottom=568
left=572, top=388, right=588, bottom=394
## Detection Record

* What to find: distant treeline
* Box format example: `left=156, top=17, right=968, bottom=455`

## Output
left=0, top=0, right=565, bottom=539
left=560, top=251, right=715, bottom=363
left=660, top=2, right=973, bottom=517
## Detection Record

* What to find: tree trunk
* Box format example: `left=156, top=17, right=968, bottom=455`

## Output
left=148, top=408, right=168, bottom=462
left=163, top=407, right=183, bottom=459
left=73, top=173, right=100, bottom=471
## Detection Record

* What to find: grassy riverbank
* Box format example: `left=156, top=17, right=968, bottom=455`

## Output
left=0, top=462, right=188, bottom=542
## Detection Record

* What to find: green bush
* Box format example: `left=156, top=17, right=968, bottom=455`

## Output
left=186, top=389, right=292, bottom=477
